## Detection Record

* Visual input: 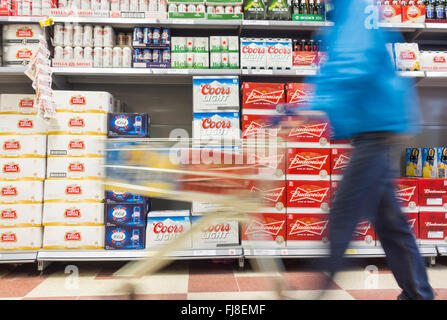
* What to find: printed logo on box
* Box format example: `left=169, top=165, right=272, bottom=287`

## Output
left=69, top=117, right=85, bottom=128
left=289, top=185, right=330, bottom=203
left=289, top=218, right=328, bottom=236
left=245, top=220, right=284, bottom=236
left=1, top=232, right=16, bottom=242
left=70, top=95, right=86, bottom=105
left=245, top=89, right=285, bottom=105
left=66, top=185, right=82, bottom=195
left=65, top=232, right=81, bottom=241
left=3, top=140, right=20, bottom=151
left=1, top=187, right=17, bottom=196
left=1, top=209, right=17, bottom=219
left=68, top=162, right=85, bottom=172
left=110, top=229, right=126, bottom=244
left=16, top=49, right=33, bottom=59
left=289, top=123, right=327, bottom=139
left=3, top=163, right=19, bottom=173
left=65, top=208, right=81, bottom=218
left=16, top=27, right=33, bottom=38
left=111, top=206, right=128, bottom=220
left=153, top=221, right=184, bottom=234
left=19, top=98, right=34, bottom=109
left=250, top=186, right=285, bottom=203
left=69, top=140, right=85, bottom=150
left=289, top=153, right=328, bottom=170
left=18, top=119, right=33, bottom=128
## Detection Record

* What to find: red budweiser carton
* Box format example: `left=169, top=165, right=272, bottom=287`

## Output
left=292, top=51, right=319, bottom=69
left=249, top=180, right=286, bottom=213
left=286, top=213, right=329, bottom=247
left=331, top=148, right=352, bottom=181
left=394, top=178, right=419, bottom=212
left=246, top=147, right=286, bottom=180
left=286, top=83, right=314, bottom=105
left=351, top=219, right=376, bottom=247
left=418, top=178, right=447, bottom=210
left=286, top=147, right=331, bottom=180
left=419, top=211, right=447, bottom=245
left=376, top=212, right=420, bottom=246
left=0, top=0, right=10, bottom=15
left=241, top=212, right=286, bottom=248
left=242, top=82, right=286, bottom=112
left=286, top=180, right=331, bottom=213
left=242, top=114, right=284, bottom=140
left=285, top=114, right=330, bottom=148
left=401, top=4, right=425, bottom=23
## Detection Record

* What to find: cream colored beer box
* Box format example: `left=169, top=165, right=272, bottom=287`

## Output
left=0, top=94, right=37, bottom=114
left=0, top=227, right=42, bottom=250
left=2, top=43, right=39, bottom=66
left=0, top=204, right=42, bottom=227
left=53, top=91, right=115, bottom=114
left=47, top=135, right=105, bottom=158
left=44, top=179, right=104, bottom=203
left=46, top=157, right=104, bottom=180
left=43, top=203, right=104, bottom=226
left=0, top=181, right=43, bottom=204
left=43, top=226, right=105, bottom=249
left=0, top=158, right=46, bottom=181
left=0, top=115, right=47, bottom=135
left=48, top=113, right=107, bottom=135
left=2, top=24, right=44, bottom=43
left=0, top=135, right=46, bottom=158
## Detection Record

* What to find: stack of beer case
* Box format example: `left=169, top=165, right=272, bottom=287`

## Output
left=105, top=110, right=150, bottom=250
left=2, top=24, right=42, bottom=67
left=188, top=75, right=241, bottom=250
left=42, top=91, right=114, bottom=250
left=0, top=94, right=45, bottom=251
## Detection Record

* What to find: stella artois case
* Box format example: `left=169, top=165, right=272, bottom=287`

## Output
left=47, top=135, right=105, bottom=158
left=0, top=227, right=42, bottom=250
left=52, top=90, right=115, bottom=114
left=48, top=113, right=108, bottom=136
left=44, top=179, right=104, bottom=203
left=0, top=135, right=46, bottom=158
left=0, top=158, right=46, bottom=181
left=2, top=43, right=39, bottom=66
left=43, top=203, right=104, bottom=226
left=0, top=181, right=43, bottom=204
left=46, top=157, right=104, bottom=180
left=0, top=203, right=42, bottom=227
left=0, top=94, right=37, bottom=114
left=2, top=24, right=43, bottom=44
left=0, top=115, right=47, bottom=135
left=43, top=226, right=105, bottom=249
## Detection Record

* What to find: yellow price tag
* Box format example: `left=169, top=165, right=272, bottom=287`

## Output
left=39, top=18, right=54, bottom=27
left=345, top=248, right=357, bottom=255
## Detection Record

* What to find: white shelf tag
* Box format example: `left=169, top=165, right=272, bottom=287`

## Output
left=228, top=249, right=236, bottom=255
left=173, top=19, right=194, bottom=24
left=280, top=249, right=288, bottom=255
left=253, top=249, right=276, bottom=255
left=194, top=250, right=217, bottom=256
left=252, top=69, right=272, bottom=75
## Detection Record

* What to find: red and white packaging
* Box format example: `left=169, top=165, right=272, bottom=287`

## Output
left=241, top=212, right=286, bottom=248
left=287, top=180, right=331, bottom=213
left=192, top=112, right=240, bottom=141
left=286, top=83, right=314, bottom=105
left=0, top=0, right=11, bottom=16
left=248, top=179, right=286, bottom=213
left=240, top=38, right=267, bottom=70
left=380, top=4, right=402, bottom=23
left=351, top=219, right=376, bottom=247
left=420, top=51, right=447, bottom=72
left=266, top=39, right=292, bottom=70
left=286, top=213, right=329, bottom=247
left=190, top=214, right=239, bottom=249
left=418, top=178, right=447, bottom=211
left=292, top=51, right=319, bottom=70
left=285, top=115, right=331, bottom=147
left=419, top=211, right=447, bottom=245
left=192, top=76, right=240, bottom=112
left=242, top=82, right=285, bottom=112
left=146, top=210, right=192, bottom=249
left=394, top=178, right=419, bottom=213
left=331, top=148, right=352, bottom=181
left=246, top=147, right=286, bottom=180
left=376, top=212, right=420, bottom=246
left=401, top=4, right=425, bottom=23
left=286, top=147, right=331, bottom=180
left=241, top=114, right=283, bottom=140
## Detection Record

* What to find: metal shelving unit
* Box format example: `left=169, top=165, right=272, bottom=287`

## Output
left=0, top=251, right=38, bottom=264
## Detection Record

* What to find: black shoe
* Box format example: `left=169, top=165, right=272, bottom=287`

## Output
left=397, top=293, right=408, bottom=300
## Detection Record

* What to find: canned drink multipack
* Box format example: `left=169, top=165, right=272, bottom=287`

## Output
left=162, top=49, right=170, bottom=64
left=142, top=49, right=152, bottom=62
left=143, top=27, right=152, bottom=44
left=152, top=49, right=160, bottom=63
left=152, top=28, right=161, bottom=44
left=133, top=27, right=143, bottom=44
left=161, top=28, right=170, bottom=45
left=103, top=47, right=113, bottom=68
left=83, top=25, right=93, bottom=47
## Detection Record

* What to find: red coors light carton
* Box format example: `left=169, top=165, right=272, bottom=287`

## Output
left=286, top=180, right=331, bottom=213
left=419, top=211, right=447, bottom=245
left=331, top=148, right=352, bottom=181
left=285, top=114, right=330, bottom=147
left=286, top=83, right=314, bottom=105
left=241, top=212, right=287, bottom=248
left=286, top=213, right=329, bottom=248
left=248, top=179, right=286, bottom=213
left=394, top=178, right=419, bottom=212
left=242, top=82, right=286, bottom=112
left=418, top=178, right=447, bottom=210
left=286, top=147, right=331, bottom=180
left=242, top=114, right=284, bottom=140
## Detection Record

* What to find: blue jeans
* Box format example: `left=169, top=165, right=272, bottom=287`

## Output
left=328, top=132, right=434, bottom=300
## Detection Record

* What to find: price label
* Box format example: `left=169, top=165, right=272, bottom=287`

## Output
left=40, top=18, right=54, bottom=27
left=252, top=69, right=273, bottom=75
left=228, top=249, right=236, bottom=255
left=194, top=250, right=216, bottom=256
left=244, top=20, right=269, bottom=25
left=241, top=69, right=249, bottom=75
left=173, top=19, right=194, bottom=24
left=345, top=248, right=357, bottom=255
left=280, top=249, right=288, bottom=255
left=253, top=249, right=276, bottom=256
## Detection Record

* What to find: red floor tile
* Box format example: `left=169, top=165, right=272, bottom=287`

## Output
left=0, top=277, right=47, bottom=298
left=236, top=276, right=284, bottom=292
left=434, top=289, right=447, bottom=300
left=282, top=272, right=341, bottom=291
left=347, top=289, right=401, bottom=300
left=188, top=274, right=239, bottom=293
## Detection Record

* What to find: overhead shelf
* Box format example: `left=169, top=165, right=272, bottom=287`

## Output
left=0, top=251, right=38, bottom=263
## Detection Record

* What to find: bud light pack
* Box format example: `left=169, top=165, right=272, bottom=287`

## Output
left=107, top=113, right=149, bottom=138
left=105, top=225, right=146, bottom=250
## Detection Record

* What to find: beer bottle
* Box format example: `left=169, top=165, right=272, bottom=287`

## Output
left=436, top=0, right=445, bottom=19
left=309, top=0, right=316, bottom=14
left=317, top=39, right=323, bottom=52
left=300, top=0, right=308, bottom=14
left=309, top=39, right=315, bottom=51
left=300, top=39, right=306, bottom=51
left=426, top=0, right=435, bottom=19
left=293, top=0, right=300, bottom=14
left=316, top=0, right=324, bottom=15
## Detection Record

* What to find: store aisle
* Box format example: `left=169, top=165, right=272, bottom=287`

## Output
left=0, top=257, right=446, bottom=300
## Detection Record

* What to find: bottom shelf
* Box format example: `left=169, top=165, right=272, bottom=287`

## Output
left=0, top=251, right=38, bottom=263
left=437, top=246, right=447, bottom=256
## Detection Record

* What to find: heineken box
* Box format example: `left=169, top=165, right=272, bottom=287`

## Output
left=292, top=14, right=325, bottom=22
left=193, top=37, right=209, bottom=53
left=171, top=37, right=187, bottom=52
left=169, top=12, right=205, bottom=18
left=210, top=36, right=239, bottom=52
left=207, top=13, right=243, bottom=20
left=172, top=52, right=187, bottom=68
left=193, top=53, right=209, bottom=69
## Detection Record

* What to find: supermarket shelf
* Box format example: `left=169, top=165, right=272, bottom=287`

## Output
left=241, top=68, right=317, bottom=77
left=436, top=246, right=447, bottom=256
left=378, top=22, right=425, bottom=32
left=241, top=20, right=331, bottom=30
left=397, top=71, right=425, bottom=78
left=37, top=247, right=243, bottom=262
left=0, top=66, right=31, bottom=83
left=418, top=71, right=447, bottom=87
left=0, top=251, right=38, bottom=263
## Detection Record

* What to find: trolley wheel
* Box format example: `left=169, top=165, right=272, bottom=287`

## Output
left=238, top=256, right=245, bottom=269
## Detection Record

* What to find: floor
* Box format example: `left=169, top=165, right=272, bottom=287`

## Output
left=1, top=257, right=446, bottom=300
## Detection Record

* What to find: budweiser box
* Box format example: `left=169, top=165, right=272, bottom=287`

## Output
left=406, top=148, right=422, bottom=177
left=0, top=135, right=46, bottom=158
left=241, top=212, right=286, bottom=248
left=350, top=220, right=376, bottom=247
left=286, top=83, right=314, bottom=105
left=146, top=210, right=192, bottom=250
left=105, top=203, right=147, bottom=227
left=52, top=91, right=115, bottom=114
left=47, top=135, right=104, bottom=158
left=0, top=227, right=42, bottom=250
left=394, top=43, right=421, bottom=72
left=44, top=179, right=104, bottom=203
left=401, top=4, right=425, bottom=23
left=0, top=115, right=47, bottom=135
left=43, top=203, right=104, bottom=226
left=286, top=147, right=331, bottom=180
left=0, top=181, right=43, bottom=204
left=43, top=226, right=105, bottom=249
left=241, top=114, right=283, bottom=140
left=286, top=180, right=331, bottom=213
left=292, top=51, right=319, bottom=70
left=2, top=24, right=43, bottom=44
left=46, top=157, right=104, bottom=180
left=0, top=203, right=42, bottom=227
left=421, top=51, right=447, bottom=72
left=248, top=179, right=286, bottom=213
left=190, top=215, right=239, bottom=249
left=286, top=213, right=329, bottom=248
left=418, top=178, right=447, bottom=210
left=422, top=148, right=438, bottom=179
left=0, top=94, right=37, bottom=114
left=107, top=113, right=149, bottom=138
left=438, top=147, right=447, bottom=179
left=331, top=148, right=352, bottom=181
left=0, top=0, right=11, bottom=16
left=394, top=178, right=419, bottom=212
left=105, top=225, right=146, bottom=250
left=377, top=212, right=420, bottom=246
left=105, top=191, right=147, bottom=204
left=246, top=147, right=286, bottom=180
left=266, top=38, right=292, bottom=70
left=2, top=43, right=39, bottom=66
left=192, top=112, right=240, bottom=140
left=419, top=211, right=447, bottom=245
left=48, top=113, right=108, bottom=136
left=242, top=82, right=286, bottom=111
left=193, top=76, right=239, bottom=112
left=240, top=38, right=267, bottom=69
left=0, top=158, right=46, bottom=181
left=379, top=4, right=402, bottom=23
left=285, top=114, right=331, bottom=147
